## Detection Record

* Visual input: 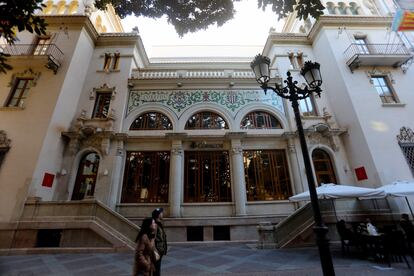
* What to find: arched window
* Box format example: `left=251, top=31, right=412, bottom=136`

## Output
left=241, top=111, right=282, bottom=129
left=130, top=112, right=173, bottom=130
left=71, top=152, right=100, bottom=200
left=312, top=149, right=337, bottom=186
left=185, top=111, right=228, bottom=130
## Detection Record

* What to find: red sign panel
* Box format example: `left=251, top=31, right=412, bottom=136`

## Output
left=42, top=173, right=55, bottom=188
left=355, top=167, right=368, bottom=181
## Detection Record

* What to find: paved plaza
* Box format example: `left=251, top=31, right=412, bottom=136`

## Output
left=0, top=243, right=413, bottom=275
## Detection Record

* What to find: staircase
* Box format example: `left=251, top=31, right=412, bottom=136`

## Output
left=3, top=198, right=139, bottom=253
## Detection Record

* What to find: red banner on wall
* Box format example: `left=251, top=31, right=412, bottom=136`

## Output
left=355, top=167, right=368, bottom=181
left=42, top=173, right=55, bottom=188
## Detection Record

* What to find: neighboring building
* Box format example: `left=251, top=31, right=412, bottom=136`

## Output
left=0, top=0, right=413, bottom=249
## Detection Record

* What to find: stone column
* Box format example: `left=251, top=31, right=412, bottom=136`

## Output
left=287, top=138, right=304, bottom=195
left=230, top=139, right=247, bottom=216
left=108, top=136, right=126, bottom=209
left=53, top=133, right=80, bottom=200
left=167, top=135, right=185, bottom=218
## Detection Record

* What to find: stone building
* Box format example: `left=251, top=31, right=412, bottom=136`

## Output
left=0, top=0, right=413, bottom=250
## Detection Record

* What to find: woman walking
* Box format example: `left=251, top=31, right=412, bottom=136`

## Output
left=133, top=217, right=157, bottom=276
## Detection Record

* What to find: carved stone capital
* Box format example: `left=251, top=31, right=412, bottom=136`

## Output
left=171, top=147, right=183, bottom=156
left=231, top=146, right=243, bottom=155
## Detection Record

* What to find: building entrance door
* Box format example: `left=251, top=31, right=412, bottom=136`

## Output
left=71, top=152, right=100, bottom=200
left=312, top=149, right=337, bottom=186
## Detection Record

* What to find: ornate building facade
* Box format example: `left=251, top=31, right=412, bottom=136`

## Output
left=1, top=0, right=414, bottom=248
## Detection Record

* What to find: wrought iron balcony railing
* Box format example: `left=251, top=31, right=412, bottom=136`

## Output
left=0, top=44, right=64, bottom=74
left=344, top=43, right=412, bottom=72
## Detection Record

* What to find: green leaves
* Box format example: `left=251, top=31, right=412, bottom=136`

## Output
left=258, top=0, right=325, bottom=21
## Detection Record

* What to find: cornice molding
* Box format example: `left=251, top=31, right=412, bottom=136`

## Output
left=264, top=16, right=394, bottom=56
left=40, top=15, right=99, bottom=41
left=308, top=16, right=393, bottom=41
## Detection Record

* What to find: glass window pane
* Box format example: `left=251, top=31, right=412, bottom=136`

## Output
left=121, top=151, right=170, bottom=203
left=185, top=112, right=228, bottom=130
left=244, top=150, right=292, bottom=201
left=240, top=111, right=282, bottom=129
left=130, top=112, right=173, bottom=130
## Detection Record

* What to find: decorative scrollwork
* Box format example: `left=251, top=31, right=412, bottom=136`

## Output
left=0, top=130, right=11, bottom=148
left=397, top=127, right=414, bottom=144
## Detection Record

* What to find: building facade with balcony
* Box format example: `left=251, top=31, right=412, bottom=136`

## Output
left=0, top=0, right=414, bottom=249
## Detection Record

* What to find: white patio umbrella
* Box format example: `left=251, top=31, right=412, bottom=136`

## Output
left=289, top=183, right=386, bottom=220
left=375, top=181, right=414, bottom=219
left=289, top=183, right=385, bottom=201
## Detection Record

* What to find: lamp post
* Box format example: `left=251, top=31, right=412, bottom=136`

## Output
left=251, top=54, right=335, bottom=276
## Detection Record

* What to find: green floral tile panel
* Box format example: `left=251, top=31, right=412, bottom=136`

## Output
left=128, top=90, right=284, bottom=117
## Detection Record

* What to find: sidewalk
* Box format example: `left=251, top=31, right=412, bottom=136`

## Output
left=0, top=243, right=413, bottom=275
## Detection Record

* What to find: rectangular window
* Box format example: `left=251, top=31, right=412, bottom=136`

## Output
left=184, top=151, right=231, bottom=202
left=288, top=52, right=297, bottom=69
left=244, top=150, right=292, bottom=201
left=121, top=151, right=170, bottom=203
left=354, top=37, right=369, bottom=54
left=371, top=76, right=398, bottom=103
left=103, top=53, right=120, bottom=70
left=103, top=53, right=112, bottom=70
left=5, top=78, right=33, bottom=107
left=33, top=37, right=51, bottom=55
left=299, top=95, right=317, bottom=116
left=112, top=53, right=120, bottom=70
left=296, top=52, right=304, bottom=68
left=92, top=92, right=112, bottom=118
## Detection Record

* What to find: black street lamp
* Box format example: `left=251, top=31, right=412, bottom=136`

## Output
left=251, top=54, right=335, bottom=276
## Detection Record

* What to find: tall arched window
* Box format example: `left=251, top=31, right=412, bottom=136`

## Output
left=312, top=149, right=337, bottom=186
left=241, top=111, right=282, bottom=129
left=130, top=112, right=173, bottom=130
left=185, top=111, right=228, bottom=130
left=72, top=152, right=100, bottom=200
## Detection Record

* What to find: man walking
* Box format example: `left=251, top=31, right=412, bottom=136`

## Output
left=152, top=208, right=167, bottom=276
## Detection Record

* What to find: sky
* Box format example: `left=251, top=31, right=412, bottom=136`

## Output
left=121, top=1, right=283, bottom=58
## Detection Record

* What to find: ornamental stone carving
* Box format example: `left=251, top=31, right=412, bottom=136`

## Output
left=0, top=130, right=11, bottom=149
left=397, top=127, right=414, bottom=144
left=128, top=89, right=284, bottom=117
left=171, top=147, right=183, bottom=156
left=231, top=147, right=243, bottom=155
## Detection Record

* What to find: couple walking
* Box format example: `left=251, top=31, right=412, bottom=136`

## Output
left=133, top=208, right=168, bottom=276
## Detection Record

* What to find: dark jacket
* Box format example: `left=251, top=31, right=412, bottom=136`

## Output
left=155, top=221, right=167, bottom=256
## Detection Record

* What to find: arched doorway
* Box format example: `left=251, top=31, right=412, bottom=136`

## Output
left=71, top=152, right=100, bottom=200
left=312, top=149, right=337, bottom=186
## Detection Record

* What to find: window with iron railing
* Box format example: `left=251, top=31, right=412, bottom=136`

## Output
left=92, top=92, right=112, bottom=118
left=397, top=127, right=414, bottom=176
left=354, top=37, right=370, bottom=54
left=244, top=150, right=292, bottom=201
left=33, top=37, right=51, bottom=55
left=184, top=151, right=231, bottom=202
left=121, top=151, right=170, bottom=203
left=5, top=78, right=33, bottom=107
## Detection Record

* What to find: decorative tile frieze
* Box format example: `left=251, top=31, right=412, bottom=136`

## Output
left=128, top=89, right=285, bottom=117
